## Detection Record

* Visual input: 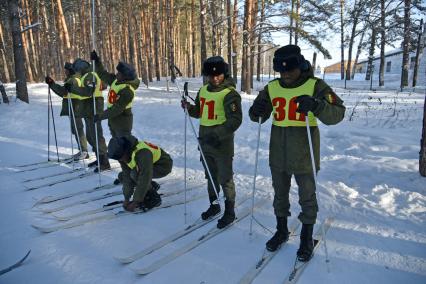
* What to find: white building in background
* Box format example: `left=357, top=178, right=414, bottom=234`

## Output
left=355, top=47, right=426, bottom=87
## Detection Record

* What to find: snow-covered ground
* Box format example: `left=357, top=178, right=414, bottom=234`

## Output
left=0, top=76, right=425, bottom=284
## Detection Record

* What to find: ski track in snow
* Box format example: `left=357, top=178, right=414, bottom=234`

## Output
left=0, top=78, right=425, bottom=284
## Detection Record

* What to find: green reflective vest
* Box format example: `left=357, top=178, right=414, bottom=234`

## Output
left=127, top=141, right=161, bottom=170
left=81, top=72, right=103, bottom=98
left=268, top=78, right=318, bottom=127
left=107, top=79, right=135, bottom=109
left=199, top=85, right=232, bottom=126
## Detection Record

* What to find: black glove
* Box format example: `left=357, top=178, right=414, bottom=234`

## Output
left=90, top=50, right=99, bottom=62
left=199, top=132, right=221, bottom=148
left=64, top=82, right=72, bottom=92
left=45, top=76, right=54, bottom=85
left=251, top=97, right=269, bottom=117
left=181, top=98, right=191, bottom=110
left=295, top=95, right=319, bottom=114
left=93, top=114, right=101, bottom=123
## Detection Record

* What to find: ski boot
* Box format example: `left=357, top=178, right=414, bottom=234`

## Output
left=73, top=151, right=89, bottom=161
left=217, top=200, right=235, bottom=229
left=266, top=217, right=289, bottom=252
left=94, top=154, right=111, bottom=173
left=201, top=198, right=221, bottom=220
left=296, top=224, right=314, bottom=262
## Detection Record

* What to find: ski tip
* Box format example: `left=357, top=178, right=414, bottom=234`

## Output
left=31, top=224, right=54, bottom=233
left=131, top=267, right=150, bottom=275
left=113, top=255, right=134, bottom=264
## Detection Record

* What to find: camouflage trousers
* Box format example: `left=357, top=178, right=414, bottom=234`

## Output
left=271, top=168, right=318, bottom=224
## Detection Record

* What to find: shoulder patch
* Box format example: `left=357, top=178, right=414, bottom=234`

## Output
left=326, top=93, right=337, bottom=104
left=231, top=103, right=237, bottom=112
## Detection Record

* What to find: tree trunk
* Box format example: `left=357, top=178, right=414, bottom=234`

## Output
left=365, top=28, right=376, bottom=81
left=400, top=0, right=411, bottom=88
left=412, top=19, right=424, bottom=87
left=256, top=0, right=265, bottom=82
left=294, top=0, right=300, bottom=45
left=289, top=0, right=295, bottom=44
left=420, top=95, right=426, bottom=176
left=312, top=52, right=317, bottom=72
left=345, top=2, right=361, bottom=81
left=232, top=0, right=238, bottom=83
left=227, top=0, right=232, bottom=78
left=167, top=0, right=176, bottom=82
left=7, top=0, right=29, bottom=103
left=210, top=1, right=218, bottom=55
left=379, top=0, right=386, bottom=87
left=351, top=29, right=365, bottom=80
left=0, top=22, right=11, bottom=82
left=191, top=0, right=196, bottom=77
left=199, top=0, right=207, bottom=84
left=340, top=0, right=345, bottom=80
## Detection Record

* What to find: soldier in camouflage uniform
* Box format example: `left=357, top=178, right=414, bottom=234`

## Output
left=182, top=56, right=242, bottom=229
left=66, top=59, right=110, bottom=172
left=90, top=51, right=140, bottom=138
left=45, top=63, right=89, bottom=160
left=249, top=45, right=345, bottom=262
left=107, top=135, right=173, bottom=212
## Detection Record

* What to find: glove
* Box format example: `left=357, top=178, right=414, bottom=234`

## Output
left=251, top=97, right=269, bottom=117
left=64, top=82, right=72, bottom=92
left=45, top=76, right=54, bottom=85
left=90, top=50, right=99, bottom=62
left=295, top=95, right=319, bottom=114
left=200, top=132, right=221, bottom=148
left=181, top=98, right=191, bottom=110
left=93, top=114, right=101, bottom=123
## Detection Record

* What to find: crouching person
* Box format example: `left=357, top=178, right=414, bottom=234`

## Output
left=107, top=135, right=173, bottom=212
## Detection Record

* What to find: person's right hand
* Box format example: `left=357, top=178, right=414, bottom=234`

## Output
left=45, top=76, right=54, bottom=85
left=181, top=98, right=191, bottom=110
left=90, top=50, right=99, bottom=62
left=252, top=97, right=269, bottom=117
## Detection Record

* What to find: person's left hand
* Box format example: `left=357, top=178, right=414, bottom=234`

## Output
left=295, top=95, right=319, bottom=114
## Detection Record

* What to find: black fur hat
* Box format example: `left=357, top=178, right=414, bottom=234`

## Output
left=72, top=58, right=90, bottom=73
left=202, top=56, right=229, bottom=76
left=116, top=61, right=137, bottom=81
left=273, top=45, right=307, bottom=72
left=64, top=62, right=75, bottom=75
left=107, top=136, right=131, bottom=160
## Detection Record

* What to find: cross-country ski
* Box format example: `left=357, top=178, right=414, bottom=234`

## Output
left=1, top=6, right=424, bottom=283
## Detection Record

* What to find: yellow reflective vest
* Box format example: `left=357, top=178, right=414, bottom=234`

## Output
left=107, top=79, right=135, bottom=109
left=81, top=72, right=104, bottom=98
left=127, top=141, right=161, bottom=170
left=268, top=78, right=318, bottom=127
left=199, top=85, right=232, bottom=126
left=64, top=77, right=86, bottom=100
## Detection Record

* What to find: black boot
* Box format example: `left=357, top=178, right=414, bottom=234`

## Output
left=88, top=160, right=98, bottom=167
left=94, top=154, right=111, bottom=173
left=297, top=224, right=314, bottom=262
left=151, top=180, right=161, bottom=191
left=217, top=200, right=235, bottom=229
left=201, top=197, right=221, bottom=220
left=266, top=217, right=289, bottom=252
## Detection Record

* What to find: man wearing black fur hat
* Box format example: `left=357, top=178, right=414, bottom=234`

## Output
left=107, top=135, right=173, bottom=212
left=181, top=56, right=242, bottom=229
left=66, top=58, right=110, bottom=172
left=45, top=62, right=89, bottom=160
left=249, top=45, right=345, bottom=262
left=90, top=51, right=140, bottom=139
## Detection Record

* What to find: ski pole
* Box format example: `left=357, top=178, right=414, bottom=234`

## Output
left=173, top=77, right=221, bottom=203
left=49, top=87, right=60, bottom=162
left=67, top=94, right=75, bottom=168
left=249, top=117, right=262, bottom=235
left=92, top=0, right=101, bottom=186
left=305, top=115, right=330, bottom=269
left=48, top=87, right=51, bottom=161
left=68, top=96, right=86, bottom=169
left=183, top=82, right=188, bottom=224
